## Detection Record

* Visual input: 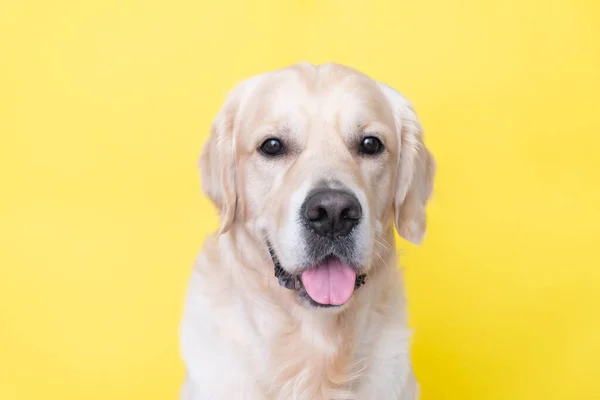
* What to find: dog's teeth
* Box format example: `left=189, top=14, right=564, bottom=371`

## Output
left=294, top=278, right=301, bottom=290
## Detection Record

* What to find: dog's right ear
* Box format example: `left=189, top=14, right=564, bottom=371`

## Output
left=199, top=105, right=236, bottom=234
left=198, top=86, right=243, bottom=234
left=199, top=77, right=262, bottom=234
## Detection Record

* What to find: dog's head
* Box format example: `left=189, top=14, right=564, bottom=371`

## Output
left=199, top=63, right=435, bottom=309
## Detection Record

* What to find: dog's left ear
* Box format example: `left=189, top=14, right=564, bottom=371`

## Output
left=379, top=83, right=436, bottom=245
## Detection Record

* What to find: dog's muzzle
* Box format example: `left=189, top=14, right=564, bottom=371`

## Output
left=268, top=244, right=367, bottom=292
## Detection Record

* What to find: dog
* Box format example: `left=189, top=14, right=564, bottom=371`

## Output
left=180, top=62, right=435, bottom=400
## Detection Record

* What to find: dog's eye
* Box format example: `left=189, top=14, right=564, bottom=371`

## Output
left=260, top=138, right=285, bottom=156
left=359, top=136, right=384, bottom=155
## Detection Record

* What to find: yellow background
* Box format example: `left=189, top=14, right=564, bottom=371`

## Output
left=1, top=1, right=599, bottom=399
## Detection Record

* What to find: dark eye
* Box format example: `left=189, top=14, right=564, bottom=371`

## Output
left=359, top=136, right=384, bottom=155
left=260, top=138, right=285, bottom=156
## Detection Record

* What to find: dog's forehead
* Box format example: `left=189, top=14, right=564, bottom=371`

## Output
left=241, top=65, right=395, bottom=132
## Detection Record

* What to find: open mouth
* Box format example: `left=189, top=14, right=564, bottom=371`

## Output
left=269, top=244, right=367, bottom=307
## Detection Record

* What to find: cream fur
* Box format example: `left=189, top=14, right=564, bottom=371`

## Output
left=180, top=62, right=435, bottom=400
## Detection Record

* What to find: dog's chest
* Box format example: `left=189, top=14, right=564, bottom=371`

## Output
left=181, top=265, right=413, bottom=399
left=195, top=295, right=363, bottom=400
left=251, top=313, right=361, bottom=400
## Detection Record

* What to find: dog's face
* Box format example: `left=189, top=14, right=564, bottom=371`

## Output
left=200, top=63, right=435, bottom=309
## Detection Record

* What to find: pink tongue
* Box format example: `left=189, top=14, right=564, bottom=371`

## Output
left=301, top=258, right=356, bottom=306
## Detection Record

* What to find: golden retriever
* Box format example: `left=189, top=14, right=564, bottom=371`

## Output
left=180, top=62, right=435, bottom=400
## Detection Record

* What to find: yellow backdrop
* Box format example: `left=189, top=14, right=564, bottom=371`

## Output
left=1, top=1, right=599, bottom=399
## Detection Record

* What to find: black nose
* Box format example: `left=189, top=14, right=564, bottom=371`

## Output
left=303, top=189, right=362, bottom=237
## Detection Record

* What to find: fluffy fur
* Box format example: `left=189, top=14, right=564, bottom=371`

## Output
left=180, top=62, right=435, bottom=400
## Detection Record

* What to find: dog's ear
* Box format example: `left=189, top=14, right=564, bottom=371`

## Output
left=199, top=80, right=255, bottom=234
left=199, top=104, right=236, bottom=234
left=379, top=83, right=436, bottom=245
